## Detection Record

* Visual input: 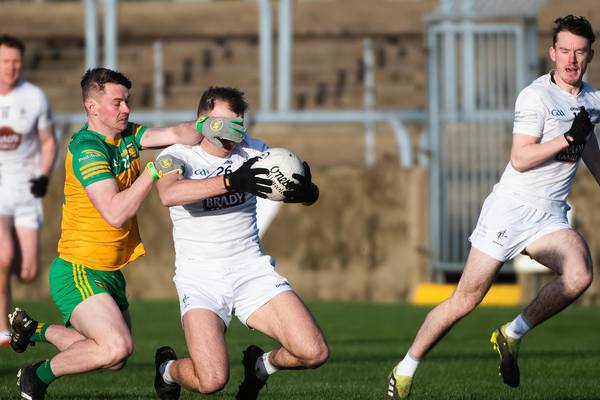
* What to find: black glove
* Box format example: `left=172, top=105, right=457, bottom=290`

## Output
left=564, top=106, right=594, bottom=146
left=283, top=161, right=319, bottom=205
left=224, top=157, right=272, bottom=198
left=29, top=175, right=49, bottom=198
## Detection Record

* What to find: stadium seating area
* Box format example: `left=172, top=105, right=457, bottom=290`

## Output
left=5, top=0, right=599, bottom=113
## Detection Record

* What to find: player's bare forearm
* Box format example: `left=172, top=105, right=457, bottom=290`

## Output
left=156, top=175, right=227, bottom=207
left=86, top=169, right=154, bottom=228
left=582, top=134, right=600, bottom=186
left=510, top=133, right=569, bottom=172
left=140, top=122, right=202, bottom=149
left=38, top=126, right=57, bottom=177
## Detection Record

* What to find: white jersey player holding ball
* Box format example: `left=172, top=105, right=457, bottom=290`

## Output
left=0, top=35, right=56, bottom=347
left=152, top=86, right=328, bottom=400
left=388, top=15, right=600, bottom=398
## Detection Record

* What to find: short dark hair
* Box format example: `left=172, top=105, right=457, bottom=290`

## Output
left=552, top=15, right=595, bottom=48
left=0, top=34, right=25, bottom=55
left=197, top=86, right=248, bottom=117
left=80, top=67, right=132, bottom=101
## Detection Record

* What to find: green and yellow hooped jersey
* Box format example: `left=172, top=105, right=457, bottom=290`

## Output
left=57, top=122, right=147, bottom=271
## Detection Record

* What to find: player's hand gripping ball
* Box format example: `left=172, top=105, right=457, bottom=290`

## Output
left=252, top=148, right=305, bottom=201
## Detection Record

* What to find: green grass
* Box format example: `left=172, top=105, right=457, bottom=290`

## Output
left=2, top=301, right=600, bottom=399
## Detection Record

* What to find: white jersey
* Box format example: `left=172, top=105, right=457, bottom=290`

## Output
left=0, top=80, right=52, bottom=168
left=493, top=73, right=600, bottom=215
left=157, top=137, right=268, bottom=267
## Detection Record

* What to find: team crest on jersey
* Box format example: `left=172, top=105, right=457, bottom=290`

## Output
left=126, top=143, right=137, bottom=158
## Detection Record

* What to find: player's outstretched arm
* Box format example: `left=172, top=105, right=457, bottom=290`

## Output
left=582, top=131, right=600, bottom=186
left=283, top=161, right=319, bottom=205
left=139, top=121, right=201, bottom=149
left=85, top=166, right=155, bottom=228
left=139, top=116, right=245, bottom=149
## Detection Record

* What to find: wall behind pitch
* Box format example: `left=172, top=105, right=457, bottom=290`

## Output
left=11, top=159, right=429, bottom=303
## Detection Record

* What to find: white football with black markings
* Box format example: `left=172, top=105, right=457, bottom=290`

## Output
left=252, top=148, right=304, bottom=201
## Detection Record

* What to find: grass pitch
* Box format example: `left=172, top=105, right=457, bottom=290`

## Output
left=1, top=301, right=600, bottom=399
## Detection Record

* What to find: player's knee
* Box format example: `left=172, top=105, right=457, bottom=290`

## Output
left=449, top=292, right=481, bottom=317
left=564, top=267, right=592, bottom=297
left=195, top=374, right=228, bottom=394
left=102, top=337, right=134, bottom=368
left=19, top=264, right=37, bottom=283
left=296, top=339, right=329, bottom=368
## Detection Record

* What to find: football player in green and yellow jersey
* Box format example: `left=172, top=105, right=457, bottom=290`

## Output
left=8, top=67, right=244, bottom=400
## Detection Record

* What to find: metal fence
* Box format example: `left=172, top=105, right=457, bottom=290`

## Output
left=426, top=0, right=543, bottom=277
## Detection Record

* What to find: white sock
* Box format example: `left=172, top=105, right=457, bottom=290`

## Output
left=505, top=314, right=531, bottom=339
left=394, top=352, right=420, bottom=377
left=255, top=352, right=279, bottom=381
left=160, top=360, right=175, bottom=384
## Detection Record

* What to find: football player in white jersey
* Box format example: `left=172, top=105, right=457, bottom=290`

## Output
left=388, top=15, right=600, bottom=398
left=152, top=86, right=327, bottom=400
left=0, top=35, right=56, bottom=347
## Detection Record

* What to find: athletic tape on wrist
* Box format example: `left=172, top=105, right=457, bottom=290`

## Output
left=146, top=162, right=161, bottom=181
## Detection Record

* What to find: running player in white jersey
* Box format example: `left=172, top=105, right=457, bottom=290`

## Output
left=0, top=35, right=56, bottom=347
left=388, top=15, right=600, bottom=398
left=152, top=86, right=328, bottom=400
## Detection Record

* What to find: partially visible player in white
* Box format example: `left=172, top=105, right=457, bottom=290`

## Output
left=387, top=15, right=600, bottom=398
left=152, top=86, right=328, bottom=400
left=0, top=35, right=56, bottom=347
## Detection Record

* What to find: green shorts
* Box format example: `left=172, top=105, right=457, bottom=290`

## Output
left=49, top=257, right=129, bottom=325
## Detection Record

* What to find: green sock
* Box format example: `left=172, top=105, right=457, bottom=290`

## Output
left=30, top=322, right=49, bottom=343
left=35, top=359, right=57, bottom=385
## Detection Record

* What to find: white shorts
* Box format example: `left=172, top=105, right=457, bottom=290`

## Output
left=173, top=255, right=293, bottom=327
left=0, top=166, right=43, bottom=229
left=469, top=192, right=571, bottom=262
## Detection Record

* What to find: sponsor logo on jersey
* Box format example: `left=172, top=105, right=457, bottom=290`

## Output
left=0, top=126, right=21, bottom=150
left=550, top=108, right=566, bottom=117
left=94, top=280, right=106, bottom=289
left=79, top=149, right=104, bottom=162
left=81, top=149, right=104, bottom=157
left=203, top=192, right=246, bottom=211
left=555, top=143, right=585, bottom=163
left=182, top=294, right=190, bottom=307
